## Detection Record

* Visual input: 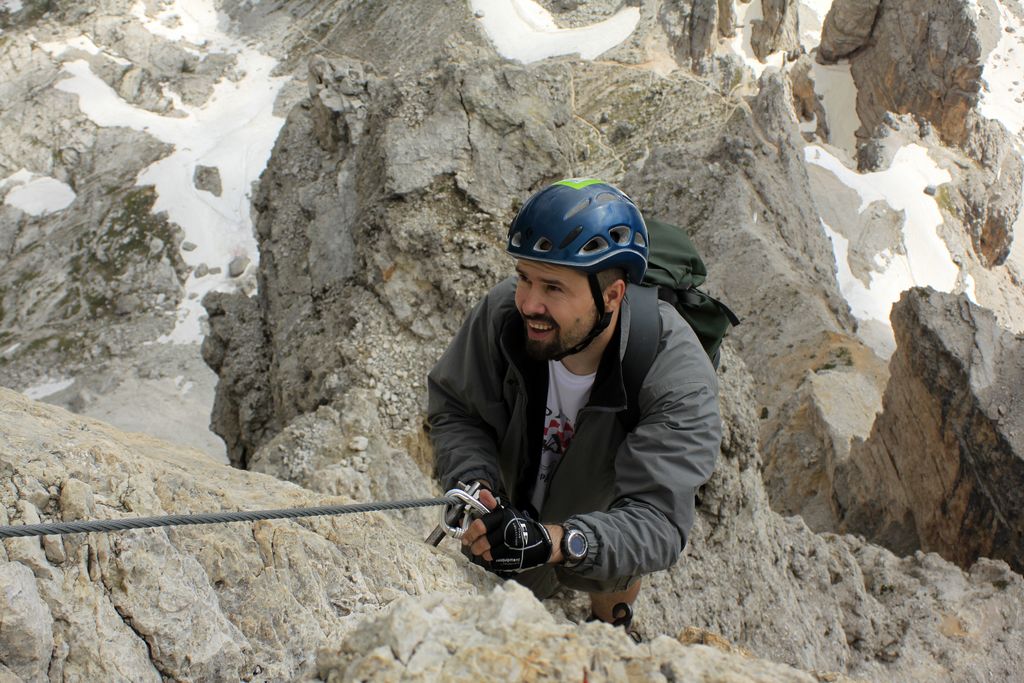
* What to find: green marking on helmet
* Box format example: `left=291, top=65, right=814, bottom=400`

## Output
left=554, top=178, right=605, bottom=190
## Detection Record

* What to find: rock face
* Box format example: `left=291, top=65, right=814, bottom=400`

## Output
left=817, top=0, right=883, bottom=63
left=316, top=583, right=836, bottom=683
left=750, top=0, right=801, bottom=62
left=659, top=0, right=723, bottom=66
left=0, top=0, right=242, bottom=438
left=5, top=354, right=1024, bottom=681
left=0, top=387, right=494, bottom=682
left=207, top=43, right=861, bottom=499
left=847, top=0, right=984, bottom=148
left=4, top=1, right=1024, bottom=680
left=621, top=346, right=1024, bottom=681
left=834, top=288, right=1024, bottom=573
left=819, top=0, right=1021, bottom=269
left=0, top=562, right=53, bottom=682
left=202, top=291, right=276, bottom=468
left=955, top=116, right=1024, bottom=268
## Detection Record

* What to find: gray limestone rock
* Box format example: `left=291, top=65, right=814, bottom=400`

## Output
left=228, top=256, right=250, bottom=278
left=0, top=0, right=51, bottom=29
left=317, top=582, right=836, bottom=682
left=202, top=291, right=276, bottom=468
left=659, top=0, right=721, bottom=67
left=817, top=0, right=883, bottom=63
left=789, top=54, right=830, bottom=141
left=193, top=165, right=223, bottom=197
left=626, top=70, right=860, bottom=471
left=750, top=0, right=801, bottom=62
left=0, top=387, right=496, bottom=682
left=0, top=15, right=193, bottom=392
left=847, top=0, right=986, bottom=148
left=718, top=0, right=737, bottom=39
left=0, top=562, right=53, bottom=683
left=9, top=339, right=1024, bottom=681
left=835, top=288, right=1024, bottom=574
left=956, top=115, right=1024, bottom=267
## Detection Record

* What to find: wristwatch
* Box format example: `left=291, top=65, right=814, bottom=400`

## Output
left=560, top=526, right=588, bottom=567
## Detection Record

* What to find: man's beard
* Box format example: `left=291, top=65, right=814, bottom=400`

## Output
left=522, top=311, right=597, bottom=361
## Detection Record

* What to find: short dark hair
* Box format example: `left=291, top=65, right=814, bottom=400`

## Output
left=596, top=267, right=627, bottom=292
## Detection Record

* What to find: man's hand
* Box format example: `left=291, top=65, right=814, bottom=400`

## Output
left=462, top=495, right=554, bottom=573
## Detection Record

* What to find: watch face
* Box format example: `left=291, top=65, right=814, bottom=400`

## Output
left=567, top=531, right=587, bottom=558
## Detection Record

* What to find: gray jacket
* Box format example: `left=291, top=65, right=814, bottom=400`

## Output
left=427, top=277, right=720, bottom=583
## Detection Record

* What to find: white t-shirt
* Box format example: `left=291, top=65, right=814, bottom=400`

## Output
left=530, top=360, right=596, bottom=512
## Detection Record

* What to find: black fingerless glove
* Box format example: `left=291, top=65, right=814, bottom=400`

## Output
left=480, top=504, right=552, bottom=573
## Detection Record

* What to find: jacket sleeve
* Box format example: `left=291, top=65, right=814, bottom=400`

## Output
left=561, top=305, right=721, bottom=582
left=427, top=278, right=517, bottom=492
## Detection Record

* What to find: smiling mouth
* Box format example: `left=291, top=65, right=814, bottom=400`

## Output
left=524, top=317, right=557, bottom=337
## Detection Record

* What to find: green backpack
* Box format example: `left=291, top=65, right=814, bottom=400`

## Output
left=620, top=218, right=740, bottom=430
left=642, top=218, right=739, bottom=364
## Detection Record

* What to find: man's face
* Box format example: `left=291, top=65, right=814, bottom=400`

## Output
left=513, top=259, right=598, bottom=361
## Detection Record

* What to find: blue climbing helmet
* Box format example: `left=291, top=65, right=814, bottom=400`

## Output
left=506, top=178, right=649, bottom=283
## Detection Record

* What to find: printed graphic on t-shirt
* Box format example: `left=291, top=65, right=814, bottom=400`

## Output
left=531, top=361, right=595, bottom=512
left=535, top=407, right=574, bottom=490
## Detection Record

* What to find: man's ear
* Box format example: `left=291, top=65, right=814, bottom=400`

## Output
left=603, top=280, right=626, bottom=311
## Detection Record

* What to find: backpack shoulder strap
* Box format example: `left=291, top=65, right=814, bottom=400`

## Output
left=620, top=284, right=662, bottom=433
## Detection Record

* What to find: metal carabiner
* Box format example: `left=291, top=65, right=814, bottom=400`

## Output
left=441, top=487, right=490, bottom=539
left=425, top=481, right=490, bottom=546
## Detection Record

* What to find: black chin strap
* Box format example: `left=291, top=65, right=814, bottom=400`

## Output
left=551, top=274, right=612, bottom=361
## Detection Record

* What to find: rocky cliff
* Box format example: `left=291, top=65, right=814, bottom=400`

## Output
left=833, top=0, right=1023, bottom=268
left=0, top=387, right=492, bottom=682
left=835, top=288, right=1024, bottom=573
left=2, top=1, right=1024, bottom=681
left=4, top=353, right=1023, bottom=681
left=202, top=18, right=862, bottom=484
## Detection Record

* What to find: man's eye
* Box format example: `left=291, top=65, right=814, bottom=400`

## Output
left=546, top=285, right=561, bottom=293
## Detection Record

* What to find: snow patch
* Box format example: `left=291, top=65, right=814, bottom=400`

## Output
left=807, top=145, right=961, bottom=348
left=2, top=169, right=76, bottom=216
left=23, top=378, right=74, bottom=400
left=978, top=1, right=1024, bottom=135
left=53, top=0, right=288, bottom=344
left=131, top=0, right=223, bottom=47
left=1, top=0, right=24, bottom=13
left=963, top=273, right=978, bottom=303
left=808, top=59, right=861, bottom=156
left=469, top=0, right=640, bottom=63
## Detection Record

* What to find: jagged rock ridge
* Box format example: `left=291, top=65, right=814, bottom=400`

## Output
left=4, top=349, right=1024, bottom=680
left=835, top=287, right=1024, bottom=573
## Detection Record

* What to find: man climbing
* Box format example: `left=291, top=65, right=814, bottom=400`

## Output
left=427, top=178, right=721, bottom=638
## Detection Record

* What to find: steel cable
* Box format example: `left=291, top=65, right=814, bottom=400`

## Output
left=0, top=496, right=458, bottom=539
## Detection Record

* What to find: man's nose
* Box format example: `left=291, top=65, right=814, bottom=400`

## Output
left=519, top=288, right=546, bottom=316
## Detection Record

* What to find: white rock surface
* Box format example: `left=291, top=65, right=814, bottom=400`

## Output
left=316, top=582, right=834, bottom=683
left=0, top=387, right=494, bottom=681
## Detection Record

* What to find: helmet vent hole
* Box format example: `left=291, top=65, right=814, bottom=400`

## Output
left=534, top=237, right=554, bottom=253
left=564, top=198, right=591, bottom=220
left=579, top=236, right=609, bottom=255
left=595, top=192, right=619, bottom=203
left=559, top=225, right=584, bottom=249
left=609, top=226, right=631, bottom=245
left=633, top=232, right=646, bottom=248
left=510, top=231, right=523, bottom=248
